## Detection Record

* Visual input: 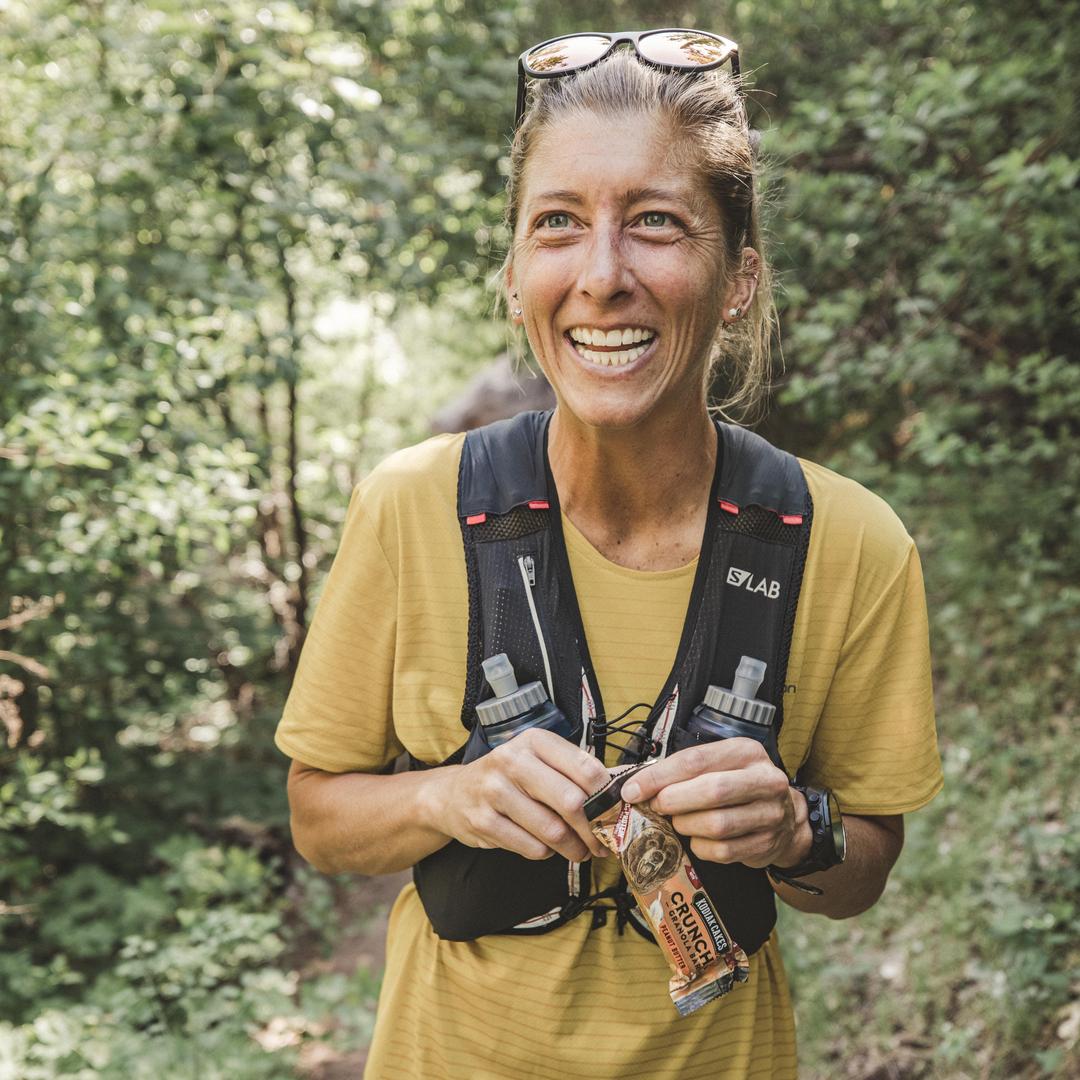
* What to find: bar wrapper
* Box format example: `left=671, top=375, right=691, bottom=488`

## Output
left=584, top=763, right=750, bottom=1017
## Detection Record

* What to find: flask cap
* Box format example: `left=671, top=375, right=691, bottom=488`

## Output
left=702, top=655, right=776, bottom=727
left=475, top=653, right=548, bottom=726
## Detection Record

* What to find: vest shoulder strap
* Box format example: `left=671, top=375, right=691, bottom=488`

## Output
left=716, top=422, right=807, bottom=519
left=458, top=409, right=550, bottom=518
left=458, top=411, right=807, bottom=517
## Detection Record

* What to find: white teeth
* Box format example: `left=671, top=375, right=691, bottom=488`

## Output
left=576, top=343, right=650, bottom=366
left=567, top=326, right=656, bottom=347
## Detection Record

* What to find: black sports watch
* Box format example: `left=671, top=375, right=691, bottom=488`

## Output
left=767, top=784, right=846, bottom=895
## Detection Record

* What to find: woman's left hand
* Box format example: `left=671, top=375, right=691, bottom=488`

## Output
left=619, top=738, right=810, bottom=868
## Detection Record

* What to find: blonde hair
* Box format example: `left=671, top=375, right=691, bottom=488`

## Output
left=500, top=48, right=777, bottom=424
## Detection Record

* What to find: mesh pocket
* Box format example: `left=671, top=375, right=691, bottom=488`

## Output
left=718, top=504, right=799, bottom=545
left=472, top=506, right=547, bottom=542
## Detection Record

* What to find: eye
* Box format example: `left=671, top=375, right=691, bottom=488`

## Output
left=538, top=211, right=572, bottom=230
left=640, top=211, right=675, bottom=228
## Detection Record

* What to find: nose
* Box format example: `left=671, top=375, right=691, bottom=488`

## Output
left=576, top=224, right=634, bottom=304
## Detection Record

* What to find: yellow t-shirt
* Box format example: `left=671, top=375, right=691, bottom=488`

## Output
left=275, top=429, right=943, bottom=1080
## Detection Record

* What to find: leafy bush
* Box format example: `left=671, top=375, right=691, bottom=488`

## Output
left=0, top=835, right=296, bottom=1077
left=1, top=0, right=1076, bottom=1076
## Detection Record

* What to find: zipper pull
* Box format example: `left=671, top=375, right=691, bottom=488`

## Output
left=523, top=554, right=536, bottom=586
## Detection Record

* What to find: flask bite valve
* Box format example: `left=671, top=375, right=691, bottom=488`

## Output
left=481, top=653, right=519, bottom=699
left=730, top=656, right=768, bottom=702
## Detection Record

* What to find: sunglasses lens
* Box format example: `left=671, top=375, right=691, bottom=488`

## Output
left=638, top=30, right=734, bottom=69
left=525, top=34, right=612, bottom=75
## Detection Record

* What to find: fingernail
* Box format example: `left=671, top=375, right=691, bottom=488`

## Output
left=621, top=781, right=640, bottom=802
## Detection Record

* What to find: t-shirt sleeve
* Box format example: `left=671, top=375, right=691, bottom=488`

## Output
left=273, top=482, right=404, bottom=774
left=801, top=538, right=943, bottom=815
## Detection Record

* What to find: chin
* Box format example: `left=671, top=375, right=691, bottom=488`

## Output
left=555, top=394, right=662, bottom=433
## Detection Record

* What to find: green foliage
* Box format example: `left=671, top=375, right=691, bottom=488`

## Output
left=1, top=0, right=1077, bottom=1075
left=0, top=748, right=121, bottom=898
left=751, top=0, right=1080, bottom=703
left=744, top=2, right=1080, bottom=1074
left=2, top=1, right=506, bottom=1069
left=781, top=684, right=1079, bottom=1078
left=0, top=836, right=308, bottom=1077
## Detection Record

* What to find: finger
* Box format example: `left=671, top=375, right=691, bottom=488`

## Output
left=522, top=728, right=612, bottom=794
left=648, top=762, right=788, bottom=816
left=472, top=811, right=555, bottom=861
left=494, top=783, right=595, bottom=863
left=503, top=734, right=613, bottom=851
left=516, top=762, right=611, bottom=859
left=689, top=829, right=781, bottom=867
left=620, top=738, right=767, bottom=803
left=670, top=799, right=787, bottom=842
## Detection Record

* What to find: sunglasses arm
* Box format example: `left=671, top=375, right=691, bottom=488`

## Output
left=514, top=60, right=527, bottom=130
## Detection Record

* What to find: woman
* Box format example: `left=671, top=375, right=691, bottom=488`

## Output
left=276, top=30, right=943, bottom=1079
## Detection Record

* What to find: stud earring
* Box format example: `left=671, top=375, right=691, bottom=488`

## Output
left=512, top=306, right=522, bottom=317
left=728, top=306, right=742, bottom=319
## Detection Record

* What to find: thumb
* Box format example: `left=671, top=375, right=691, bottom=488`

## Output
left=619, top=761, right=668, bottom=805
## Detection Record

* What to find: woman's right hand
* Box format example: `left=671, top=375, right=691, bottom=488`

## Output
left=428, top=728, right=613, bottom=862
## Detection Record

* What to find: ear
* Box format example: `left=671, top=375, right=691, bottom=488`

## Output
left=721, top=248, right=760, bottom=322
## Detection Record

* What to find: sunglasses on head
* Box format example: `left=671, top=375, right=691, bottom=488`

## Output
left=515, top=29, right=740, bottom=129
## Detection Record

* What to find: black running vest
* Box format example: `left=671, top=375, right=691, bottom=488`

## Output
left=411, top=409, right=813, bottom=953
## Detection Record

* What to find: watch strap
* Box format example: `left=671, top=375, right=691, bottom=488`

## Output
left=767, top=782, right=844, bottom=887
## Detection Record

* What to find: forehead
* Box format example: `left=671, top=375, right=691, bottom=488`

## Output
left=519, top=109, right=712, bottom=215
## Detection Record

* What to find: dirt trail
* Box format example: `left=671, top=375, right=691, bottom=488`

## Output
left=295, top=870, right=410, bottom=1079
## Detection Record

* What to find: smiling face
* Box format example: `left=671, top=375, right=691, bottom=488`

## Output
left=508, top=108, right=729, bottom=433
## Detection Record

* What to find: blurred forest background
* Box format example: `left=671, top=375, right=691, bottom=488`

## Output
left=2, top=0, right=1078, bottom=1077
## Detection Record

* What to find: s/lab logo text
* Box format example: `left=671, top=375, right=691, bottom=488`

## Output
left=726, top=566, right=780, bottom=599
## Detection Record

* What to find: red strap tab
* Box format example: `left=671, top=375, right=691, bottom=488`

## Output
left=719, top=500, right=740, bottom=515
left=465, top=513, right=487, bottom=525
left=781, top=513, right=803, bottom=525
left=528, top=500, right=550, bottom=510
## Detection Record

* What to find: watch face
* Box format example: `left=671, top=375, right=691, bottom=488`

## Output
left=827, top=792, right=846, bottom=863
